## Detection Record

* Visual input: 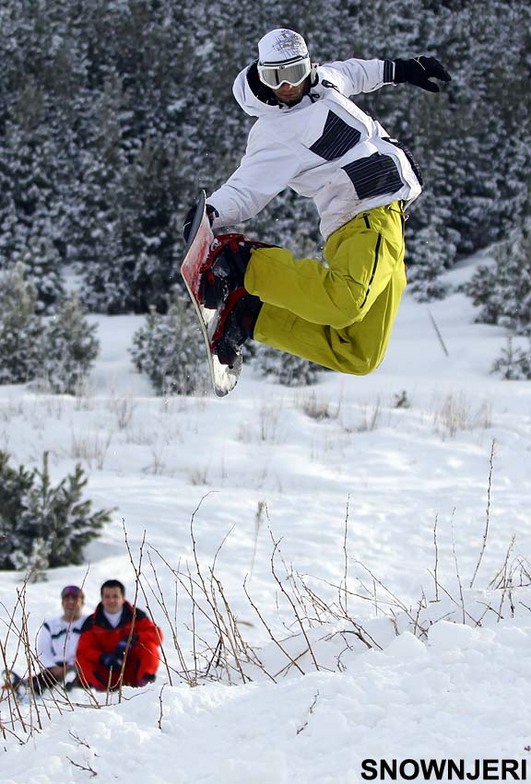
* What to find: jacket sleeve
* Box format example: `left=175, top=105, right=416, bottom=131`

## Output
left=133, top=617, right=163, bottom=679
left=75, top=621, right=104, bottom=687
left=208, top=125, right=301, bottom=227
left=319, top=58, right=394, bottom=96
left=36, top=622, right=56, bottom=668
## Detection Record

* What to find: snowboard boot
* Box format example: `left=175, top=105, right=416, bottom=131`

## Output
left=212, top=289, right=263, bottom=367
left=201, top=234, right=271, bottom=310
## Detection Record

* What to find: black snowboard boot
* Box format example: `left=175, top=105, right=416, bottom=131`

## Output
left=201, top=234, right=271, bottom=309
left=213, top=290, right=263, bottom=367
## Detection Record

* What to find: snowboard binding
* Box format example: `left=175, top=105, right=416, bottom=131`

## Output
left=181, top=191, right=267, bottom=395
left=200, top=233, right=268, bottom=310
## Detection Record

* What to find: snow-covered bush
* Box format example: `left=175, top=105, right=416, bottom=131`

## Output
left=0, top=451, right=112, bottom=575
left=39, top=293, right=100, bottom=394
left=130, top=293, right=207, bottom=395
left=464, top=220, right=531, bottom=336
left=0, top=265, right=99, bottom=391
left=491, top=337, right=531, bottom=380
left=252, top=344, right=323, bottom=387
left=0, top=263, right=43, bottom=384
left=463, top=219, right=531, bottom=380
left=11, top=234, right=65, bottom=315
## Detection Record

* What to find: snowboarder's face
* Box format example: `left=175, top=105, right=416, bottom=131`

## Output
left=272, top=79, right=308, bottom=106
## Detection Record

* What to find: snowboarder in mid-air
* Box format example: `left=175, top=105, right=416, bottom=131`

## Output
left=183, top=28, right=451, bottom=384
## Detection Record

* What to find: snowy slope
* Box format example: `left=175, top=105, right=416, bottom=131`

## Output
left=1, top=255, right=530, bottom=782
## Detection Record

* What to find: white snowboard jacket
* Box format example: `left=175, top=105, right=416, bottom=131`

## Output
left=208, top=58, right=423, bottom=241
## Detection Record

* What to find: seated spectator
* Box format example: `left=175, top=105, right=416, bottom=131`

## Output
left=29, top=585, right=86, bottom=695
left=76, top=579, right=162, bottom=691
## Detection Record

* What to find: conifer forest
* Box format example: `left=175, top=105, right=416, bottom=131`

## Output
left=0, top=0, right=529, bottom=320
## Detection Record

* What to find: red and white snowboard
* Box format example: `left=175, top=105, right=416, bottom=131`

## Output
left=181, top=191, right=242, bottom=397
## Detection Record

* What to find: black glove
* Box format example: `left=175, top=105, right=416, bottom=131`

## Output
left=183, top=203, right=218, bottom=242
left=99, top=651, right=122, bottom=669
left=114, top=639, right=128, bottom=657
left=99, top=636, right=137, bottom=669
left=394, top=57, right=451, bottom=92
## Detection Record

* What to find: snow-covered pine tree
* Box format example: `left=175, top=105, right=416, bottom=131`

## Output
left=0, top=116, right=66, bottom=311
left=73, top=5, right=187, bottom=314
left=0, top=0, right=80, bottom=314
left=491, top=337, right=531, bottom=381
left=0, top=451, right=35, bottom=570
left=0, top=263, right=43, bottom=384
left=27, top=453, right=112, bottom=570
left=82, top=138, right=183, bottom=314
left=130, top=293, right=208, bottom=395
left=39, top=293, right=100, bottom=394
left=464, top=218, right=531, bottom=336
left=0, top=451, right=112, bottom=573
left=252, top=344, right=323, bottom=387
left=10, top=231, right=65, bottom=315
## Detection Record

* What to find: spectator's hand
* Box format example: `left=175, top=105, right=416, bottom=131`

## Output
left=183, top=203, right=218, bottom=242
left=114, top=640, right=127, bottom=658
left=100, top=636, right=139, bottom=669
left=99, top=651, right=122, bottom=669
left=393, top=57, right=451, bottom=92
left=114, top=635, right=138, bottom=656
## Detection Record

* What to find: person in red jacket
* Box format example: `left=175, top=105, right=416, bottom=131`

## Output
left=76, top=579, right=162, bottom=691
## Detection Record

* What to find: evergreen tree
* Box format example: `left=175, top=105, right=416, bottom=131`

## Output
left=0, top=263, right=43, bottom=384
left=464, top=218, right=531, bottom=336
left=130, top=292, right=208, bottom=395
left=491, top=337, right=531, bottom=381
left=0, top=118, right=65, bottom=309
left=10, top=233, right=65, bottom=315
left=0, top=452, right=34, bottom=563
left=252, top=344, right=323, bottom=387
left=40, top=294, right=100, bottom=394
left=0, top=451, right=112, bottom=573
left=0, top=264, right=99, bottom=389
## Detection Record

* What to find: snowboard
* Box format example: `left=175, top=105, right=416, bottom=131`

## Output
left=181, top=191, right=242, bottom=397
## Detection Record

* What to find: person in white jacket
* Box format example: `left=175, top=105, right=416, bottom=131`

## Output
left=32, top=585, right=87, bottom=694
left=185, top=28, right=450, bottom=374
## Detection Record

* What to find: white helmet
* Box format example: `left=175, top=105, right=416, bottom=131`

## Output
left=257, top=28, right=311, bottom=89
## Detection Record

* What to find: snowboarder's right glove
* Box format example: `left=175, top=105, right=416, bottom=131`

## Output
left=393, top=57, right=451, bottom=92
left=183, top=203, right=218, bottom=242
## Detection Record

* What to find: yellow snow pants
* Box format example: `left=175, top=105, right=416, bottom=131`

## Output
left=244, top=201, right=407, bottom=375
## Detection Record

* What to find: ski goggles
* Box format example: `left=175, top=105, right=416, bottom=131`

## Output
left=257, top=56, right=311, bottom=89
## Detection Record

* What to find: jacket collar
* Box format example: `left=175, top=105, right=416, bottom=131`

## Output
left=94, top=600, right=135, bottom=629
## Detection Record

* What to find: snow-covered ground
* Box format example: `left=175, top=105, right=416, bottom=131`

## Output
left=1, top=255, right=530, bottom=782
